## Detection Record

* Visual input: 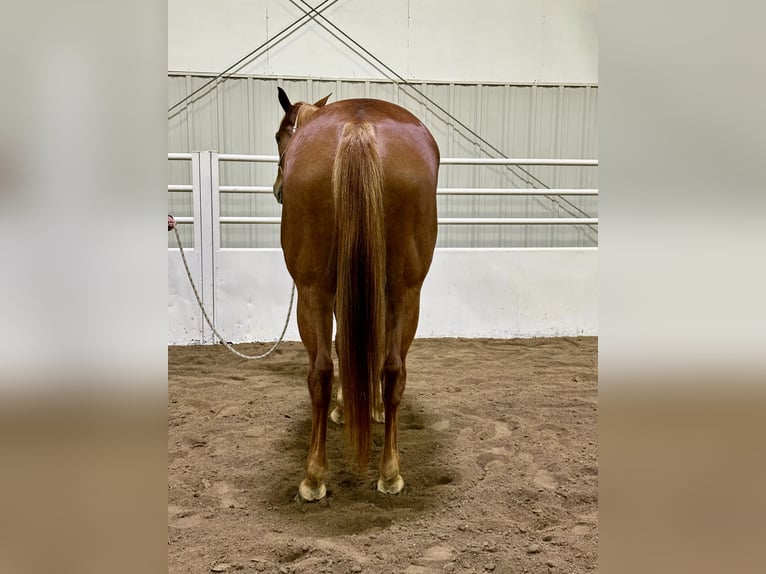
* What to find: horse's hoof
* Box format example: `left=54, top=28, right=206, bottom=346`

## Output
left=377, top=474, right=404, bottom=495
left=298, top=479, right=327, bottom=502
left=330, top=406, right=344, bottom=425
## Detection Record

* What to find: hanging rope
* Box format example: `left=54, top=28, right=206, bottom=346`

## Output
left=170, top=217, right=295, bottom=360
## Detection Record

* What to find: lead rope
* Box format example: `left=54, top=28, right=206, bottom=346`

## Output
left=171, top=224, right=296, bottom=360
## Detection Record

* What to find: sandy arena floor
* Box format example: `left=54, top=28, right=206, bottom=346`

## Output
left=168, top=337, right=597, bottom=573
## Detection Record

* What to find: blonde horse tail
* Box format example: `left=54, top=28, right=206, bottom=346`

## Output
left=332, top=122, right=386, bottom=470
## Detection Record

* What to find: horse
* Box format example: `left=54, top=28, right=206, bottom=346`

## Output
left=273, top=87, right=439, bottom=501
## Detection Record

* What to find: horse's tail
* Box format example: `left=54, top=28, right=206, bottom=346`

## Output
left=332, top=121, right=386, bottom=470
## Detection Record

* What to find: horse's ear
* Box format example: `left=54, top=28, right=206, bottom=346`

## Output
left=278, top=87, right=292, bottom=113
left=313, top=93, right=332, bottom=108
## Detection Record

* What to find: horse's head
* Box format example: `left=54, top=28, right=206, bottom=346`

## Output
left=273, top=87, right=331, bottom=203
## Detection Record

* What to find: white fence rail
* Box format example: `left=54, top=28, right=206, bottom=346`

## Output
left=167, top=152, right=598, bottom=344
left=168, top=152, right=599, bottom=232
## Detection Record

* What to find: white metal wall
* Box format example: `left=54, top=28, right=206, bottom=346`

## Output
left=168, top=0, right=597, bottom=84
left=169, top=248, right=597, bottom=345
left=167, top=0, right=598, bottom=342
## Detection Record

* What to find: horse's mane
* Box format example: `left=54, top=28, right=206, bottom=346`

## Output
left=295, top=102, right=323, bottom=129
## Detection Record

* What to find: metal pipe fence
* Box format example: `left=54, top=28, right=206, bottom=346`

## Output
left=168, top=152, right=598, bottom=241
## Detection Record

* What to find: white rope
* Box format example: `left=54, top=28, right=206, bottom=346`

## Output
left=172, top=225, right=295, bottom=359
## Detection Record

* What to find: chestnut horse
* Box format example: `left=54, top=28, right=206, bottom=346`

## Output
left=273, top=87, right=439, bottom=501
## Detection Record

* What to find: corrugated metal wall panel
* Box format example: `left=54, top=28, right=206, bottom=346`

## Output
left=168, top=74, right=598, bottom=248
left=168, top=76, right=194, bottom=248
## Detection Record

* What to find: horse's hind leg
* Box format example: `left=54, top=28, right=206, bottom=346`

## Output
left=330, top=385, right=344, bottom=425
left=330, top=333, right=344, bottom=425
left=296, top=288, right=334, bottom=502
left=372, top=377, right=385, bottom=423
left=378, top=289, right=420, bottom=494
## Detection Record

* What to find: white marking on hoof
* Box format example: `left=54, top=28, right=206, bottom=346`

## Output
left=377, top=474, right=404, bottom=495
left=298, top=479, right=327, bottom=502
left=330, top=406, right=344, bottom=425
left=372, top=404, right=385, bottom=424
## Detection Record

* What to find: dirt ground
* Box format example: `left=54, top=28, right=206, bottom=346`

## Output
left=168, top=337, right=598, bottom=574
